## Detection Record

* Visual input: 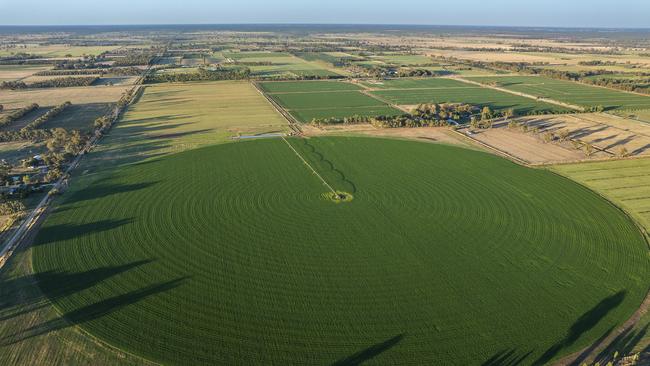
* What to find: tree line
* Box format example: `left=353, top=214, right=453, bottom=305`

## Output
left=35, top=66, right=143, bottom=77
left=0, top=102, right=70, bottom=142
left=310, top=103, right=476, bottom=128
left=111, top=53, right=156, bottom=66
left=0, top=77, right=98, bottom=90
left=144, top=67, right=251, bottom=83
left=23, top=101, right=71, bottom=130
left=0, top=104, right=39, bottom=128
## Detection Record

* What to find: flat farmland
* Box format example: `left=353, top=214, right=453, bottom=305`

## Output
left=258, top=80, right=362, bottom=93
left=468, top=76, right=650, bottom=111
left=0, top=85, right=132, bottom=109
left=0, top=45, right=119, bottom=57
left=462, top=124, right=587, bottom=164
left=360, top=77, right=468, bottom=89
left=553, top=158, right=650, bottom=234
left=92, top=80, right=288, bottom=165
left=369, top=54, right=433, bottom=66
left=518, top=113, right=650, bottom=156
left=260, top=81, right=402, bottom=122
left=29, top=135, right=649, bottom=365
left=553, top=158, right=650, bottom=361
left=42, top=103, right=114, bottom=132
left=366, top=78, right=568, bottom=114
left=224, top=51, right=341, bottom=78
left=0, top=80, right=290, bottom=366
left=0, top=65, right=52, bottom=81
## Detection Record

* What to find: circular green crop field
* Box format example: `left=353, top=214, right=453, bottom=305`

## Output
left=33, top=137, right=648, bottom=365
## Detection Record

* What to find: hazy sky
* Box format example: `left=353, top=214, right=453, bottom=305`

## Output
left=1, top=0, right=648, bottom=28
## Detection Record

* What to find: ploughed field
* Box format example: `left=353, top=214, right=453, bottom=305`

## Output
left=32, top=136, right=649, bottom=365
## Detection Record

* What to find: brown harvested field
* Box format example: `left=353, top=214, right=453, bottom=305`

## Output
left=518, top=113, right=650, bottom=157
left=302, top=124, right=473, bottom=147
left=0, top=85, right=131, bottom=109
left=0, top=65, right=52, bottom=81
left=425, top=48, right=650, bottom=73
left=459, top=122, right=593, bottom=164
left=426, top=49, right=560, bottom=64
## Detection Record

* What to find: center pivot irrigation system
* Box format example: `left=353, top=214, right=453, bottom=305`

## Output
left=281, top=136, right=351, bottom=202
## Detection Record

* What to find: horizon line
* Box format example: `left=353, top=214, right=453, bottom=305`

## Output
left=1, top=23, right=650, bottom=31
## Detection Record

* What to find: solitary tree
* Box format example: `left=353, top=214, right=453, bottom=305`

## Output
left=504, top=108, right=515, bottom=120
left=481, top=106, right=493, bottom=121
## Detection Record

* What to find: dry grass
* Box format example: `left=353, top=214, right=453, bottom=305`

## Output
left=0, top=85, right=132, bottom=109
left=518, top=113, right=650, bottom=157
left=0, top=65, right=52, bottom=82
left=459, top=123, right=588, bottom=164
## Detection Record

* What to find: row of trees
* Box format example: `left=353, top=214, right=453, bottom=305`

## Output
left=24, top=101, right=71, bottom=130
left=0, top=77, right=98, bottom=90
left=35, top=66, right=143, bottom=77
left=112, top=53, right=156, bottom=66
left=145, top=67, right=251, bottom=83
left=0, top=104, right=39, bottom=128
left=582, top=76, right=650, bottom=95
left=310, top=103, right=476, bottom=128
left=507, top=120, right=631, bottom=158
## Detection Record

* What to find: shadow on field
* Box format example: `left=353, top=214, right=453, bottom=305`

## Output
left=90, top=140, right=170, bottom=167
left=30, top=218, right=134, bottom=247
left=62, top=180, right=159, bottom=205
left=149, top=128, right=213, bottom=140
left=598, top=324, right=648, bottom=361
left=298, top=139, right=358, bottom=194
left=0, top=260, right=151, bottom=321
left=0, top=276, right=187, bottom=346
left=533, top=291, right=626, bottom=365
left=481, top=349, right=533, bottom=366
left=632, top=143, right=650, bottom=155
left=330, top=334, right=404, bottom=366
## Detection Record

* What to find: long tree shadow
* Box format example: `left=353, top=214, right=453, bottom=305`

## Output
left=0, top=260, right=151, bottom=320
left=592, top=324, right=648, bottom=364
left=0, top=277, right=188, bottom=346
left=330, top=334, right=404, bottom=366
left=31, top=218, right=134, bottom=247
left=533, top=291, right=626, bottom=365
left=567, top=326, right=615, bottom=366
left=481, top=349, right=533, bottom=366
left=62, top=180, right=159, bottom=205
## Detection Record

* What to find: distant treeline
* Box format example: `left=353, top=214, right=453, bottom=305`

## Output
left=145, top=67, right=251, bottom=83
left=111, top=53, right=157, bottom=67
left=35, top=67, right=143, bottom=76
left=1, top=77, right=98, bottom=90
